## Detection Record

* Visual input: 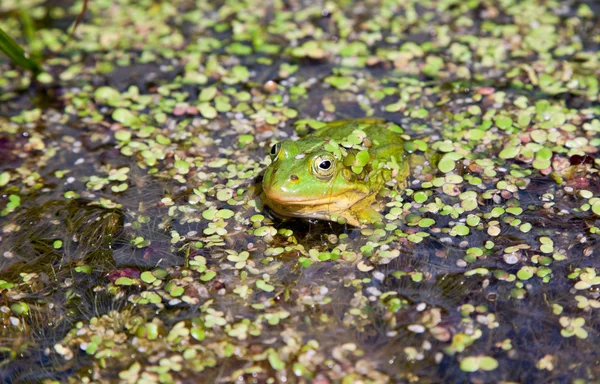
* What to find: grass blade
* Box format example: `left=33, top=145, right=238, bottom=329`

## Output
left=0, top=27, right=41, bottom=74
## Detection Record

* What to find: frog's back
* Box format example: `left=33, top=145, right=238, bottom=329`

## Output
left=310, top=119, right=409, bottom=188
left=312, top=119, right=403, bottom=147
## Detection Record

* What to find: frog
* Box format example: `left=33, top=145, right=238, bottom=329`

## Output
left=261, top=118, right=410, bottom=227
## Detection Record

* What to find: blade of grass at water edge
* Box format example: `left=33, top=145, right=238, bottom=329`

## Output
left=0, top=27, right=41, bottom=74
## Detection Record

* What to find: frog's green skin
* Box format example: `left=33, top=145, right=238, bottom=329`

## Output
left=262, top=119, right=410, bottom=227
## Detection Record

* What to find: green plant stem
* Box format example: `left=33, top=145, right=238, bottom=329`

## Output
left=0, top=27, right=41, bottom=74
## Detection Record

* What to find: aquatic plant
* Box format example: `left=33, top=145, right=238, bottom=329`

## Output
left=0, top=0, right=87, bottom=75
left=0, top=27, right=41, bottom=74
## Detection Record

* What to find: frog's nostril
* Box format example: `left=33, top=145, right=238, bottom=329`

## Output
left=290, top=174, right=299, bottom=181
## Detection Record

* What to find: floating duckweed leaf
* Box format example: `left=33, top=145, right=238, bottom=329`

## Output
left=94, top=87, right=122, bottom=105
left=199, top=87, right=217, bottom=102
left=208, top=158, right=228, bottom=168
left=114, top=130, right=131, bottom=142
left=488, top=225, right=501, bottom=236
left=466, top=215, right=480, bottom=226
left=174, top=160, right=190, bottom=174
left=506, top=207, right=523, bottom=215
left=539, top=237, right=554, bottom=253
left=495, top=117, right=513, bottom=130
left=517, top=266, right=535, bottom=280
left=278, top=63, right=298, bottom=78
left=64, top=191, right=79, bottom=199
left=447, top=175, right=464, bottom=184
left=238, top=134, right=254, bottom=148
left=413, top=192, right=428, bottom=203
left=346, top=130, right=366, bottom=146
left=0, top=172, right=9, bottom=186
left=530, top=130, right=547, bottom=143
left=190, top=327, right=205, bottom=341
left=533, top=147, right=553, bottom=169
left=579, top=190, right=593, bottom=199
left=292, top=41, right=326, bottom=59
left=436, top=141, right=455, bottom=152
left=489, top=207, right=505, bottom=218
left=438, top=153, right=462, bottom=173
left=559, top=317, right=588, bottom=339
left=1, top=194, right=21, bottom=216
left=468, top=129, right=485, bottom=140
left=168, top=285, right=184, bottom=297
left=75, top=265, right=92, bottom=274
left=199, top=103, right=217, bottom=119
left=216, top=209, right=234, bottom=219
left=11, top=302, right=30, bottom=315
left=355, top=150, right=370, bottom=166
left=227, top=42, right=252, bottom=55
left=216, top=189, right=233, bottom=201
left=351, top=165, right=363, bottom=174
left=325, top=76, right=354, bottom=90
left=200, top=271, right=216, bottom=281
left=419, top=218, right=435, bottom=227
left=592, top=201, right=600, bottom=216
left=479, top=357, right=499, bottom=371
left=115, top=277, right=135, bottom=286
left=111, top=183, right=128, bottom=192
left=466, top=247, right=483, bottom=259
left=422, top=56, right=444, bottom=76
left=112, top=108, right=139, bottom=126
left=461, top=198, right=478, bottom=211
left=407, top=234, right=423, bottom=243
left=324, top=140, right=343, bottom=159
left=202, top=208, right=218, bottom=220
left=268, top=349, right=285, bottom=370
left=411, top=108, right=429, bottom=118
left=256, top=280, right=274, bottom=292
left=499, top=145, right=520, bottom=159
left=140, top=271, right=156, bottom=284
left=460, top=356, right=499, bottom=372
left=254, top=226, right=277, bottom=237
left=453, top=224, right=470, bottom=236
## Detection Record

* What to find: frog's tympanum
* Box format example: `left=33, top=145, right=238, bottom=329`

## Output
left=262, top=119, right=410, bottom=226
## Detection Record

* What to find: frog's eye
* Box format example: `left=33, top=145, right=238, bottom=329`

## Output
left=270, top=143, right=281, bottom=159
left=319, top=160, right=332, bottom=170
left=312, top=155, right=335, bottom=178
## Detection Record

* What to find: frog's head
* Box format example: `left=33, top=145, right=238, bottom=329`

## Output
left=262, top=140, right=370, bottom=210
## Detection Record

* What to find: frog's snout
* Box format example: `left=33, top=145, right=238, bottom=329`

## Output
left=263, top=171, right=303, bottom=203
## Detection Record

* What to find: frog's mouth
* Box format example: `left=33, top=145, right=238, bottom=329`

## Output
left=268, top=196, right=346, bottom=206
left=263, top=188, right=343, bottom=205
left=263, top=186, right=365, bottom=208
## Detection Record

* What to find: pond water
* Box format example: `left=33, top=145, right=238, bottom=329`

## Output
left=1, top=0, right=599, bottom=383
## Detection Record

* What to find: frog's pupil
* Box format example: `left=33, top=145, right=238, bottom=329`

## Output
left=319, top=160, right=331, bottom=170
left=271, top=144, right=278, bottom=155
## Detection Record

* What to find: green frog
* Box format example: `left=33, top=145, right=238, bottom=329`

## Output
left=261, top=119, right=410, bottom=227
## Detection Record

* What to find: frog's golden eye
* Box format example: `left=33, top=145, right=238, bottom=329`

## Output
left=270, top=143, right=281, bottom=160
left=312, top=155, right=335, bottom=178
